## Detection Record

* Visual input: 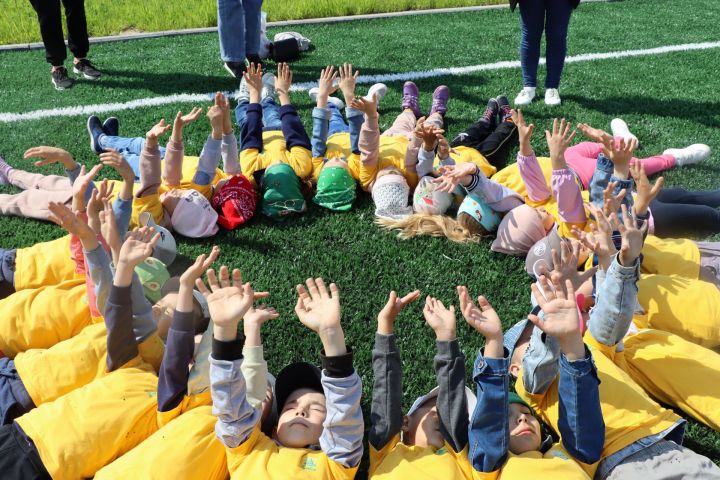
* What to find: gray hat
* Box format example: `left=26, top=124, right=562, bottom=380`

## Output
left=524, top=225, right=563, bottom=278
left=503, top=314, right=561, bottom=395
left=139, top=211, right=177, bottom=266
left=407, top=385, right=477, bottom=417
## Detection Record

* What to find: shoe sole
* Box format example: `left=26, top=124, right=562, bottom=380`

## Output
left=73, top=67, right=101, bottom=80
left=51, top=78, right=72, bottom=91
left=87, top=117, right=102, bottom=153
left=224, top=63, right=239, bottom=78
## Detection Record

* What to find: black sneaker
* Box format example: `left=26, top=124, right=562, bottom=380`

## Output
left=481, top=98, right=499, bottom=127
left=102, top=117, right=120, bottom=137
left=496, top=95, right=512, bottom=123
left=87, top=115, right=104, bottom=154
left=246, top=54, right=263, bottom=69
left=224, top=61, right=246, bottom=78
left=73, top=58, right=102, bottom=80
left=51, top=67, right=73, bottom=90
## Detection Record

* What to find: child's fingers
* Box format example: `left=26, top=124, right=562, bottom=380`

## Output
left=399, top=290, right=420, bottom=307
left=329, top=282, right=340, bottom=301
left=206, top=268, right=220, bottom=292
left=195, top=278, right=211, bottom=297
left=305, top=278, right=320, bottom=301
left=217, top=266, right=231, bottom=288
left=296, top=284, right=311, bottom=308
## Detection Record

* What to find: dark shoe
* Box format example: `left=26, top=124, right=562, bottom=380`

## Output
left=224, top=61, right=246, bottom=78
left=102, top=117, right=119, bottom=136
left=87, top=115, right=104, bottom=154
left=481, top=98, right=499, bottom=127
left=51, top=67, right=73, bottom=90
left=246, top=54, right=263, bottom=69
left=495, top=95, right=512, bottom=123
left=401, top=81, right=421, bottom=118
left=73, top=59, right=101, bottom=80
left=429, top=85, right=450, bottom=116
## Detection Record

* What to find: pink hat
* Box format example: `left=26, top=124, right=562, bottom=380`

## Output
left=491, top=205, right=546, bottom=255
left=170, top=189, right=219, bottom=238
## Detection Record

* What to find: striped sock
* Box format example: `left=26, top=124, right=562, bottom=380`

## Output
left=0, top=157, right=12, bottom=184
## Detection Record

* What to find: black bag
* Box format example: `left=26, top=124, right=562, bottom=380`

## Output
left=271, top=38, right=300, bottom=62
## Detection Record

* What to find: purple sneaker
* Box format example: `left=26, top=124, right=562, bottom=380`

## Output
left=496, top=95, right=512, bottom=123
left=429, top=85, right=450, bottom=116
left=401, top=81, right=421, bottom=118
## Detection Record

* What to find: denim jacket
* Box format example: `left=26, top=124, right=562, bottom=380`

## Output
left=588, top=153, right=634, bottom=218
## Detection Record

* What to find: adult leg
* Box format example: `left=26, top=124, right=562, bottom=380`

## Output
left=61, top=0, right=89, bottom=61
left=543, top=0, right=573, bottom=89
left=518, top=0, right=546, bottom=88
left=243, top=0, right=263, bottom=57
left=0, top=190, right=71, bottom=221
left=28, top=0, right=66, bottom=66
left=261, top=98, right=282, bottom=131
left=217, top=0, right=245, bottom=63
left=382, top=110, right=416, bottom=138
left=649, top=200, right=720, bottom=238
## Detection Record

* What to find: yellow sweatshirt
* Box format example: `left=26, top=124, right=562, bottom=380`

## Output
left=12, top=235, right=81, bottom=291
left=640, top=235, right=700, bottom=279
left=499, top=444, right=591, bottom=479
left=241, top=131, right=313, bottom=186
left=432, top=146, right=498, bottom=179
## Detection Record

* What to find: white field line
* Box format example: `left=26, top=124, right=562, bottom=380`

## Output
left=1, top=40, right=719, bottom=124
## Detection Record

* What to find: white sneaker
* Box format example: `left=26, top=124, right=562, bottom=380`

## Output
left=365, top=83, right=388, bottom=104
left=610, top=118, right=639, bottom=145
left=514, top=87, right=536, bottom=106
left=664, top=144, right=711, bottom=166
left=237, top=77, right=250, bottom=103
left=308, top=87, right=345, bottom=109
left=544, top=88, right=561, bottom=106
left=261, top=73, right=276, bottom=102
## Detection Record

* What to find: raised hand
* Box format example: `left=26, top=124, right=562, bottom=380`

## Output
left=514, top=109, right=535, bottom=156
left=173, top=106, right=203, bottom=134
left=180, top=246, right=220, bottom=288
left=436, top=134, right=455, bottom=160
left=24, top=146, right=77, bottom=170
left=86, top=179, right=113, bottom=234
left=602, top=181, right=627, bottom=217
left=377, top=290, right=421, bottom=335
left=574, top=202, right=618, bottom=263
left=422, top=296, right=456, bottom=341
left=614, top=204, right=646, bottom=267
left=243, top=62, right=264, bottom=102
left=432, top=162, right=477, bottom=193
left=317, top=65, right=338, bottom=106
left=99, top=149, right=135, bottom=183
left=295, top=277, right=346, bottom=356
left=338, top=63, right=359, bottom=105
left=457, top=286, right=503, bottom=357
left=207, top=105, right=224, bottom=139
left=545, top=118, right=576, bottom=168
left=244, top=304, right=279, bottom=347
left=118, top=226, right=160, bottom=269
left=630, top=162, right=664, bottom=217
left=275, top=62, right=293, bottom=95
left=601, top=136, right=637, bottom=179
left=529, top=276, right=584, bottom=360
left=549, top=240, right=598, bottom=293
left=71, top=163, right=103, bottom=212
left=48, top=201, right=95, bottom=241
left=145, top=119, right=171, bottom=143
left=350, top=94, right=378, bottom=118
left=197, top=266, right=256, bottom=341
left=414, top=117, right=444, bottom=151
left=99, top=198, right=122, bottom=265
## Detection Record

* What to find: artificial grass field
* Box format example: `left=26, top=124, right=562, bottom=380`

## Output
left=1, top=0, right=720, bottom=471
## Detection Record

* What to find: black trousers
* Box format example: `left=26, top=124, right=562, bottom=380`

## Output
left=0, top=424, right=51, bottom=479
left=28, top=0, right=89, bottom=66
left=650, top=188, right=720, bottom=238
left=450, top=120, right=518, bottom=170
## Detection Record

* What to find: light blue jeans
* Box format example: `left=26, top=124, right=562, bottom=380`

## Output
left=217, top=0, right=263, bottom=62
left=235, top=98, right=281, bottom=132
left=98, top=135, right=166, bottom=180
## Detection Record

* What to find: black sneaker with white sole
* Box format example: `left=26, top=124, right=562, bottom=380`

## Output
left=246, top=54, right=263, bottom=69
left=73, top=59, right=102, bottom=80
left=102, top=117, right=120, bottom=137
left=51, top=67, right=73, bottom=90
left=224, top=61, right=246, bottom=78
left=87, top=115, right=105, bottom=154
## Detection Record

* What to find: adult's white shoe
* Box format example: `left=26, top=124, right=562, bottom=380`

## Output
left=544, top=88, right=561, bottom=106
left=514, top=87, right=536, bottom=106
left=308, top=87, right=345, bottom=109
left=610, top=118, right=639, bottom=145
left=365, top=83, right=388, bottom=104
left=261, top=73, right=276, bottom=102
left=664, top=144, right=711, bottom=166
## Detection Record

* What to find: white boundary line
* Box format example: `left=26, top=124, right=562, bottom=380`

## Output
left=1, top=40, right=719, bottom=123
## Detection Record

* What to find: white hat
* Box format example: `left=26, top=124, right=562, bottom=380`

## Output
left=170, top=190, right=219, bottom=238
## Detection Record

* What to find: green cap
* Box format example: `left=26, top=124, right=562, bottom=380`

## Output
left=313, top=166, right=356, bottom=211
left=508, top=392, right=532, bottom=410
left=261, top=163, right=306, bottom=220
left=134, top=257, right=170, bottom=303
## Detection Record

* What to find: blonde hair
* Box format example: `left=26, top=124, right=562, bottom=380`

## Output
left=376, top=213, right=490, bottom=243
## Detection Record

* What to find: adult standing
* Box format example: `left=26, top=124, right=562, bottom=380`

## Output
left=217, top=0, right=264, bottom=78
left=29, top=0, right=102, bottom=91
left=511, top=0, right=580, bottom=106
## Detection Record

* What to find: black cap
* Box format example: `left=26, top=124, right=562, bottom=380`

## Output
left=274, top=362, right=323, bottom=416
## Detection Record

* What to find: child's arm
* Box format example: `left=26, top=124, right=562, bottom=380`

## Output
left=239, top=64, right=264, bottom=179
left=194, top=103, right=223, bottom=186
left=157, top=248, right=219, bottom=417
left=630, top=162, right=663, bottom=219
left=415, top=120, right=440, bottom=177
left=338, top=64, right=363, bottom=155
left=546, top=118, right=586, bottom=226
left=70, top=163, right=103, bottom=213
left=529, top=276, right=604, bottom=464
left=588, top=137, right=636, bottom=217
left=241, top=304, right=279, bottom=408
left=369, top=290, right=420, bottom=451
left=422, top=295, right=468, bottom=453
left=351, top=96, right=380, bottom=188
left=217, top=94, right=241, bottom=175
left=98, top=150, right=135, bottom=236
left=136, top=120, right=171, bottom=198
left=514, top=110, right=551, bottom=204
left=311, top=66, right=337, bottom=158
left=275, top=64, right=313, bottom=178
left=205, top=266, right=260, bottom=448
left=458, top=287, right=508, bottom=472
left=295, top=278, right=364, bottom=468
left=161, top=107, right=203, bottom=187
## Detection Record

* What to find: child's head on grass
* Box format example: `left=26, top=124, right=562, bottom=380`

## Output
left=402, top=386, right=477, bottom=449
left=372, top=170, right=412, bottom=220
left=160, top=188, right=219, bottom=237
left=508, top=393, right=543, bottom=454
left=314, top=159, right=356, bottom=211
left=261, top=163, right=307, bottom=220
left=492, top=205, right=555, bottom=256
left=273, top=362, right=326, bottom=448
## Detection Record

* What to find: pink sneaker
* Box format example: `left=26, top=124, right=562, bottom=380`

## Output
left=401, top=81, right=421, bottom=118
left=429, top=85, right=450, bottom=116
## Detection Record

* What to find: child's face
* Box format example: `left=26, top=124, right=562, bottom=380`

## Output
left=323, top=158, right=349, bottom=171
left=160, top=188, right=189, bottom=215
left=536, top=208, right=556, bottom=231
left=376, top=166, right=403, bottom=179
left=402, top=397, right=445, bottom=449
left=275, top=388, right=326, bottom=448
left=152, top=292, right=203, bottom=341
left=508, top=403, right=542, bottom=454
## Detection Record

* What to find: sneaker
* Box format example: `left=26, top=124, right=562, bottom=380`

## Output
left=237, top=77, right=251, bottom=103
left=365, top=83, right=388, bottom=104
left=224, top=61, right=246, bottom=79
left=664, top=144, right=711, bottom=167
left=401, top=81, right=421, bottom=118
left=87, top=115, right=105, bottom=154
left=544, top=88, right=561, bottom=106
left=495, top=95, right=512, bottom=122
left=102, top=117, right=119, bottom=137
left=308, top=87, right=345, bottom=109
left=246, top=54, right=263, bottom=69
left=514, top=87, right=535, bottom=106
left=481, top=98, right=499, bottom=127
left=429, top=85, right=450, bottom=116
left=610, top=118, right=639, bottom=145
left=261, top=72, right=276, bottom=102
left=73, top=59, right=101, bottom=80
left=51, top=67, right=73, bottom=90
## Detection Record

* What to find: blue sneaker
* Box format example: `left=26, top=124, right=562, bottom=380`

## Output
left=87, top=115, right=104, bottom=154
left=102, top=117, right=119, bottom=137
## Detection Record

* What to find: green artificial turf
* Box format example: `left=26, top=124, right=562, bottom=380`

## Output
left=1, top=0, right=719, bottom=473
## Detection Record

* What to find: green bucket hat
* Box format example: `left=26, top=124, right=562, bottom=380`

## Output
left=313, top=166, right=356, bottom=211
left=134, top=257, right=170, bottom=303
left=261, top=163, right=306, bottom=220
left=508, top=392, right=532, bottom=411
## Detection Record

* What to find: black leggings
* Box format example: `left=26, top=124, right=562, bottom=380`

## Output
left=450, top=120, right=518, bottom=169
left=650, top=188, right=720, bottom=238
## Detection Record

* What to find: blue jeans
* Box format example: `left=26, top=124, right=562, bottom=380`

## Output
left=217, top=0, right=263, bottom=62
left=0, top=358, right=34, bottom=425
left=98, top=135, right=166, bottom=180
left=235, top=98, right=281, bottom=132
left=327, top=105, right=349, bottom=137
left=518, top=0, right=574, bottom=88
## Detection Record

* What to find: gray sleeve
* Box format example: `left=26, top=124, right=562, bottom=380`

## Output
left=320, top=369, right=364, bottom=468
left=416, top=148, right=436, bottom=178
left=369, top=333, right=403, bottom=451
left=84, top=245, right=113, bottom=318
left=464, top=170, right=524, bottom=213
left=588, top=254, right=641, bottom=346
left=435, top=339, right=468, bottom=453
